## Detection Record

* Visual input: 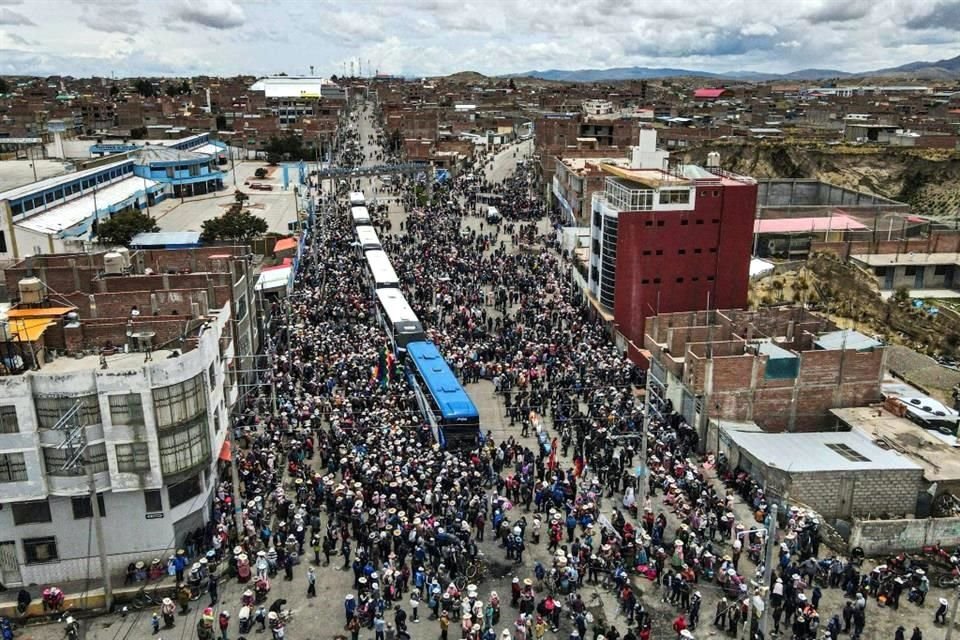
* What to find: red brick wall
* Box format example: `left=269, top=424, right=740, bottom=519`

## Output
left=612, top=181, right=756, bottom=346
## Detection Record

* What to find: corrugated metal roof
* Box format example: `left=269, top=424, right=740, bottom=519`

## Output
left=814, top=329, right=882, bottom=352
left=725, top=428, right=921, bottom=473
left=17, top=177, right=158, bottom=235
left=754, top=215, right=868, bottom=234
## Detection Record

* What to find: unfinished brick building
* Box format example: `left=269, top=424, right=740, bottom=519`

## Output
left=643, top=307, right=886, bottom=436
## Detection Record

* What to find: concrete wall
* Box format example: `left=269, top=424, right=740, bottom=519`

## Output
left=849, top=516, right=960, bottom=556
left=757, top=179, right=900, bottom=208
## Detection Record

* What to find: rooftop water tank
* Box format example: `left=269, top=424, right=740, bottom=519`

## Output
left=18, top=277, right=44, bottom=304
left=103, top=252, right=124, bottom=275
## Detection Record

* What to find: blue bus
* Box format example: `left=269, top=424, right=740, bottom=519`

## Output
left=405, top=341, right=480, bottom=449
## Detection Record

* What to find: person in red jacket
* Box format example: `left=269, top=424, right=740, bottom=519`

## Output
left=672, top=613, right=687, bottom=639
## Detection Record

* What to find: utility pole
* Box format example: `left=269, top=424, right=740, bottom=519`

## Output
left=947, top=586, right=960, bottom=640
left=53, top=401, right=113, bottom=612
left=636, top=370, right=652, bottom=514
left=759, top=503, right=779, bottom=638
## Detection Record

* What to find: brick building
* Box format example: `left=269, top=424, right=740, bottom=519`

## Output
left=643, top=307, right=886, bottom=437
left=716, top=426, right=923, bottom=519
left=586, top=130, right=757, bottom=352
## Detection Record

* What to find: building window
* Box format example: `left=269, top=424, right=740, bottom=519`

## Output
left=642, top=250, right=651, bottom=256
left=0, top=230, right=7, bottom=253
left=656, top=220, right=665, bottom=227
left=707, top=276, right=715, bottom=281
left=41, top=447, right=70, bottom=475
left=904, top=266, right=917, bottom=276
left=23, top=537, right=58, bottom=564
left=115, top=442, right=150, bottom=472
left=168, top=472, right=203, bottom=508
left=645, top=220, right=653, bottom=227
left=681, top=220, right=689, bottom=226
left=35, top=395, right=101, bottom=429
left=145, top=489, right=163, bottom=513
left=653, top=278, right=661, bottom=284
left=158, top=415, right=210, bottom=477
left=235, top=296, right=248, bottom=321
left=709, top=248, right=717, bottom=253
left=109, top=394, right=144, bottom=426
left=658, top=190, right=691, bottom=205
left=692, top=277, right=699, bottom=282
left=712, top=218, right=720, bottom=224
left=678, top=249, right=686, bottom=255
left=641, top=279, right=650, bottom=284
left=152, top=374, right=206, bottom=429
left=935, top=265, right=949, bottom=276
left=12, top=500, right=52, bottom=525
left=694, top=248, right=702, bottom=254
left=676, top=277, right=684, bottom=283
left=0, top=453, right=27, bottom=482
left=655, top=250, right=663, bottom=256
left=696, top=220, right=704, bottom=225
left=0, top=406, right=19, bottom=433
left=71, top=495, right=106, bottom=519
left=208, top=363, right=216, bottom=389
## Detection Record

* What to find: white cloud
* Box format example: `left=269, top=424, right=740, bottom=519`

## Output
left=0, top=6, right=32, bottom=25
left=740, top=23, right=778, bottom=37
left=0, top=0, right=955, bottom=78
left=175, top=0, right=244, bottom=29
left=80, top=6, right=144, bottom=35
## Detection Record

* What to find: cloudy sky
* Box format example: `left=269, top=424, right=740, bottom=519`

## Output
left=0, top=0, right=958, bottom=78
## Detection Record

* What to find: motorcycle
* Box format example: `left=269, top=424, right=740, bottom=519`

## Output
left=62, top=615, right=79, bottom=640
left=923, top=543, right=958, bottom=567
left=938, top=559, right=960, bottom=588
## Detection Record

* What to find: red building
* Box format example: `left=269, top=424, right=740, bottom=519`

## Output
left=586, top=132, right=757, bottom=357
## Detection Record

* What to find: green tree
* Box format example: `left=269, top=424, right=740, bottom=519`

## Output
left=109, top=85, right=119, bottom=97
left=0, top=78, right=8, bottom=94
left=179, top=80, right=191, bottom=95
left=95, top=209, right=159, bottom=246
left=200, top=209, right=268, bottom=244
left=165, top=84, right=178, bottom=98
left=134, top=78, right=155, bottom=97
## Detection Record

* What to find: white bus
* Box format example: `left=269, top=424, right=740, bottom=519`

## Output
left=349, top=191, right=365, bottom=207
left=375, top=288, right=425, bottom=353
left=351, top=205, right=371, bottom=226
left=364, top=250, right=400, bottom=291
left=355, top=226, right=382, bottom=253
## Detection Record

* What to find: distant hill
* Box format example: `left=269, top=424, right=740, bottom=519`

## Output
left=869, top=54, right=960, bottom=79
left=508, top=54, right=960, bottom=83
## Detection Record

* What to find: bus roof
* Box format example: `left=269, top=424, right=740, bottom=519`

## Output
left=355, top=226, right=381, bottom=249
left=351, top=207, right=371, bottom=225
left=406, top=341, right=479, bottom=419
left=375, top=288, right=420, bottom=323
left=349, top=191, right=365, bottom=204
left=365, top=250, right=400, bottom=286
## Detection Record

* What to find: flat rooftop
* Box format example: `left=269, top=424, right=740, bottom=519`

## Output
left=755, top=215, right=869, bottom=234
left=39, top=348, right=178, bottom=375
left=0, top=159, right=73, bottom=195
left=852, top=252, right=960, bottom=267
left=833, top=407, right=960, bottom=482
left=724, top=425, right=922, bottom=473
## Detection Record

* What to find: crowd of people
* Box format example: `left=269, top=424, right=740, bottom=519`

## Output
left=158, top=102, right=955, bottom=640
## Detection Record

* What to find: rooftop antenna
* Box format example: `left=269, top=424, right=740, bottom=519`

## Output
left=310, top=65, right=315, bottom=76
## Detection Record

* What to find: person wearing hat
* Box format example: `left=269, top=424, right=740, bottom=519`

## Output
left=177, top=582, right=191, bottom=615
left=936, top=597, right=950, bottom=624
